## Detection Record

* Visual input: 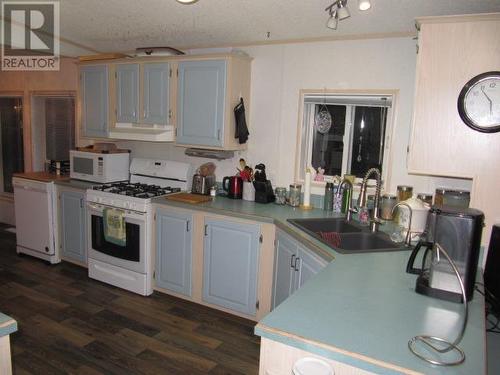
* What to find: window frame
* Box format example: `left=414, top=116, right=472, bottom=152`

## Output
left=294, top=89, right=399, bottom=191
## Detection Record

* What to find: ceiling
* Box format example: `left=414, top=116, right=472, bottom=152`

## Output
left=57, top=0, right=500, bottom=56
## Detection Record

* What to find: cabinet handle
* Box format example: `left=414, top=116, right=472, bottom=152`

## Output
left=186, top=220, right=190, bottom=232
left=294, top=257, right=300, bottom=271
left=217, top=129, right=221, bottom=140
left=290, top=254, right=296, bottom=269
left=80, top=198, right=83, bottom=209
left=204, top=224, right=208, bottom=236
left=168, top=110, right=172, bottom=119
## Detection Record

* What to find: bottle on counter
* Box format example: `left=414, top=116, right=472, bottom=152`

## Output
left=380, top=194, right=397, bottom=220
left=323, top=182, right=334, bottom=211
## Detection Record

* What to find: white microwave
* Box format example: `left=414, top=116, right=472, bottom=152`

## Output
left=70, top=150, right=130, bottom=183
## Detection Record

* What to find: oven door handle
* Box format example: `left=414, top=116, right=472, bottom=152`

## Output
left=86, top=203, right=146, bottom=219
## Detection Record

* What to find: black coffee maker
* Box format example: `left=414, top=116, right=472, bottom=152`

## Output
left=406, top=206, right=484, bottom=303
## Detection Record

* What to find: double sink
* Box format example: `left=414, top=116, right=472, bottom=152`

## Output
left=287, top=217, right=411, bottom=254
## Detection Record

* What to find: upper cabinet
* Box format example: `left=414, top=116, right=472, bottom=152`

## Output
left=175, top=56, right=251, bottom=150
left=78, top=53, right=251, bottom=148
left=143, top=63, right=171, bottom=125
left=176, top=60, right=226, bottom=147
left=80, top=65, right=109, bottom=138
left=115, top=63, right=139, bottom=123
left=407, top=14, right=500, bottom=177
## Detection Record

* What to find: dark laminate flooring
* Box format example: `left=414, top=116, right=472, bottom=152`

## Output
left=0, top=224, right=260, bottom=374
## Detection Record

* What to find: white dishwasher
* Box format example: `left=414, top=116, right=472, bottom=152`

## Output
left=13, top=177, right=60, bottom=264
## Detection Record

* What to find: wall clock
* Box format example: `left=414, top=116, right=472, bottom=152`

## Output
left=457, top=71, right=500, bottom=133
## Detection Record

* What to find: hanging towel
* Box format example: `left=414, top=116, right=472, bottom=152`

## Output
left=234, top=98, right=249, bottom=144
left=103, top=208, right=126, bottom=247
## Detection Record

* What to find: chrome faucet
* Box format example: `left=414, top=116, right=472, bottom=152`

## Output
left=391, top=202, right=413, bottom=246
left=357, top=168, right=382, bottom=232
left=338, top=179, right=357, bottom=222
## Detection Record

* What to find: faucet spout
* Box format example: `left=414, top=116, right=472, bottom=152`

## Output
left=357, top=168, right=382, bottom=232
left=339, top=179, right=356, bottom=222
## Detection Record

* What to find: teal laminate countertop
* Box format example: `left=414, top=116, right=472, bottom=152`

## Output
left=153, top=195, right=485, bottom=374
left=0, top=312, right=17, bottom=337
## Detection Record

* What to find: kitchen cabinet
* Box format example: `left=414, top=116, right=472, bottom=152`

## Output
left=202, top=217, right=261, bottom=316
left=115, top=64, right=139, bottom=123
left=272, top=229, right=328, bottom=309
left=80, top=64, right=109, bottom=138
left=155, top=208, right=193, bottom=297
left=59, top=189, right=87, bottom=265
left=176, top=60, right=226, bottom=147
left=175, top=56, right=251, bottom=150
left=143, top=62, right=170, bottom=125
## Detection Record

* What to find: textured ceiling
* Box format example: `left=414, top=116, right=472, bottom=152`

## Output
left=57, top=0, right=500, bottom=56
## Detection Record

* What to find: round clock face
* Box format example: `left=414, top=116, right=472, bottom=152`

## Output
left=458, top=71, right=500, bottom=133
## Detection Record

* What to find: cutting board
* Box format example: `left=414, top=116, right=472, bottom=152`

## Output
left=165, top=193, right=213, bottom=204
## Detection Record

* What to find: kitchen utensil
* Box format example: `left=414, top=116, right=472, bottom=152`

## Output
left=192, top=174, right=216, bottom=195
left=406, top=206, right=484, bottom=302
left=223, top=176, right=243, bottom=199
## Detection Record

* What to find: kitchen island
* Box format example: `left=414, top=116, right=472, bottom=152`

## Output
left=153, top=195, right=486, bottom=375
left=0, top=312, right=17, bottom=375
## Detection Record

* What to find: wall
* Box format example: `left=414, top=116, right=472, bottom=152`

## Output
left=118, top=37, right=471, bottom=196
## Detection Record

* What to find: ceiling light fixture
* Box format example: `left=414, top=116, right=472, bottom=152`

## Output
left=176, top=0, right=199, bottom=4
left=325, top=0, right=371, bottom=30
left=358, top=0, right=371, bottom=11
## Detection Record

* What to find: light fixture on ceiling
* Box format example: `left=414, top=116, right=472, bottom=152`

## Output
left=325, top=0, right=371, bottom=30
left=176, top=0, right=199, bottom=4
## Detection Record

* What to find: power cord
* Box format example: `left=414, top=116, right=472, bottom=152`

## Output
left=475, top=283, right=500, bottom=334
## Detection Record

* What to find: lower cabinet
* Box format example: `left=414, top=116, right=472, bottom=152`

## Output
left=202, top=217, right=261, bottom=316
left=155, top=208, right=193, bottom=297
left=59, top=190, right=87, bottom=265
left=272, top=229, right=328, bottom=309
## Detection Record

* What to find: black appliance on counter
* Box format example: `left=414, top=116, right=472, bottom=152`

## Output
left=406, top=206, right=484, bottom=303
left=484, top=224, right=500, bottom=317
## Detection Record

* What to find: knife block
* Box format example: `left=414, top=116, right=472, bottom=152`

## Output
left=253, top=180, right=275, bottom=204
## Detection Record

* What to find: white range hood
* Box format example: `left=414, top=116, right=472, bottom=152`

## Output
left=109, top=123, right=175, bottom=142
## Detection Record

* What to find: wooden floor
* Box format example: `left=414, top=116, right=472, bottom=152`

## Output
left=0, top=225, right=260, bottom=374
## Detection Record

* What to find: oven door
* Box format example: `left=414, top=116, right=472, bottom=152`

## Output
left=87, top=202, right=147, bottom=274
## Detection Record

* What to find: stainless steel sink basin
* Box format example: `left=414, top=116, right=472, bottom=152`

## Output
left=287, top=217, right=409, bottom=254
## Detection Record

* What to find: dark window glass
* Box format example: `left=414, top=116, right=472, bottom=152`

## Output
left=350, top=106, right=387, bottom=177
left=0, top=98, right=24, bottom=193
left=45, top=97, right=75, bottom=161
left=311, top=105, right=346, bottom=176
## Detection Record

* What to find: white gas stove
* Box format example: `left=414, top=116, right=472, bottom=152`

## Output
left=86, top=158, right=193, bottom=295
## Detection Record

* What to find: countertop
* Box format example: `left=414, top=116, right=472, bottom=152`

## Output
left=13, top=172, right=70, bottom=183
left=153, top=195, right=486, bottom=375
left=54, top=178, right=99, bottom=190
left=0, top=312, right=17, bottom=337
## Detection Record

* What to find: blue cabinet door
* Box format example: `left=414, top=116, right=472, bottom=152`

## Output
left=115, top=64, right=139, bottom=123
left=272, top=231, right=298, bottom=309
left=60, top=191, right=86, bottom=264
left=177, top=60, right=226, bottom=147
left=296, top=244, right=328, bottom=290
left=203, top=218, right=260, bottom=315
left=80, top=65, right=108, bottom=137
left=143, top=63, right=170, bottom=125
left=155, top=209, right=193, bottom=297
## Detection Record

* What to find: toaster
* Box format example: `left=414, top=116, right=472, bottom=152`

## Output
left=191, top=174, right=216, bottom=195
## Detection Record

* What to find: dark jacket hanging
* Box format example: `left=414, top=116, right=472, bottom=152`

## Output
left=234, top=98, right=249, bottom=144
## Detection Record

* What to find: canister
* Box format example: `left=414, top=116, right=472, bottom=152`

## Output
left=380, top=194, right=397, bottom=220
left=434, top=188, right=446, bottom=207
left=274, top=187, right=287, bottom=205
left=397, top=185, right=413, bottom=202
left=288, top=184, right=302, bottom=207
left=416, top=193, right=433, bottom=206
left=443, top=189, right=470, bottom=208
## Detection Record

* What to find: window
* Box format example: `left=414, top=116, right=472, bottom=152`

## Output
left=0, top=97, right=24, bottom=193
left=297, top=92, right=395, bottom=183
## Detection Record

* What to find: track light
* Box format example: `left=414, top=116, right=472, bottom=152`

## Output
left=176, top=0, right=199, bottom=4
left=358, top=0, right=371, bottom=11
left=325, top=0, right=371, bottom=30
